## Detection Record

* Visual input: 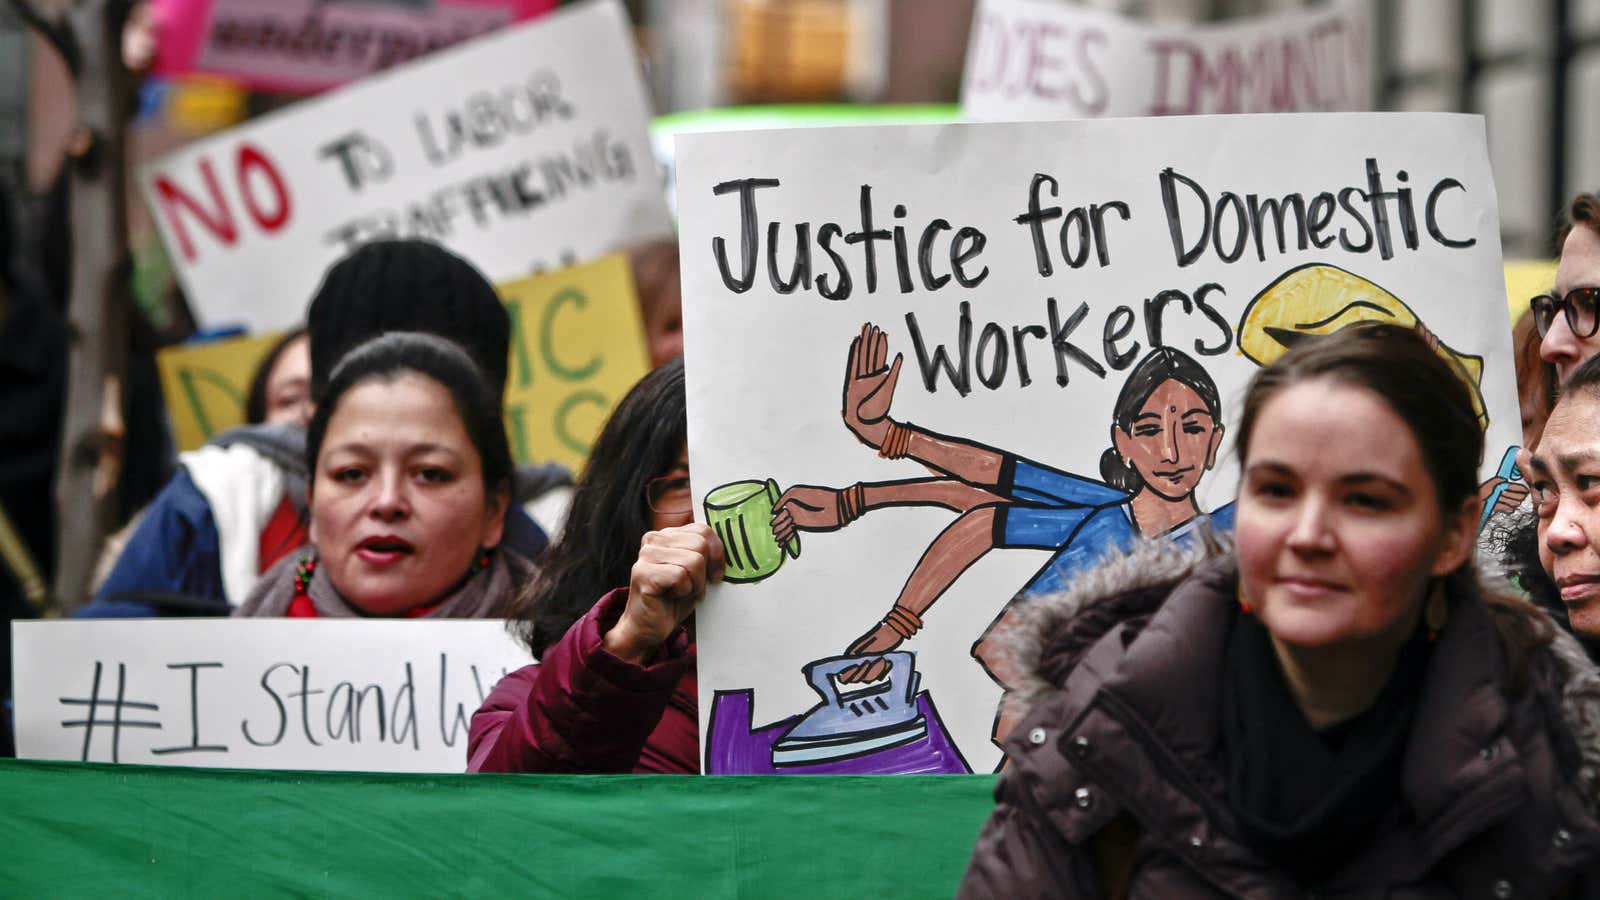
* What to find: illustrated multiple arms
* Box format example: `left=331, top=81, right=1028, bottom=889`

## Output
left=779, top=322, right=1025, bottom=677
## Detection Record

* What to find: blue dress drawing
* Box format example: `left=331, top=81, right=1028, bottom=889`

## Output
left=993, top=456, right=1236, bottom=596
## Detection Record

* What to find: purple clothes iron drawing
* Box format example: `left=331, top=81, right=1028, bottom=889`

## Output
left=705, top=652, right=972, bottom=775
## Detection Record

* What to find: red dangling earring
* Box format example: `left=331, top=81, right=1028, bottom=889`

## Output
left=1237, top=584, right=1253, bottom=615
left=293, top=554, right=316, bottom=594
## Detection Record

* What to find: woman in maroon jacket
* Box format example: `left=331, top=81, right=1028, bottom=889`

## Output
left=469, top=359, right=723, bottom=773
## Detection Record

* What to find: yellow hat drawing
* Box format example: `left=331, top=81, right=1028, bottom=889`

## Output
left=1237, top=264, right=1488, bottom=429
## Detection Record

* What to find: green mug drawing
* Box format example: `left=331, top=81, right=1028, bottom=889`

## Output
left=703, top=478, right=801, bottom=584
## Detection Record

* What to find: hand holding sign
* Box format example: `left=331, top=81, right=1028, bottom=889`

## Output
left=842, top=323, right=904, bottom=449
left=606, top=524, right=725, bottom=664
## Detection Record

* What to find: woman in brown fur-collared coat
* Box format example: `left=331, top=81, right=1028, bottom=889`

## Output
left=959, top=323, right=1600, bottom=899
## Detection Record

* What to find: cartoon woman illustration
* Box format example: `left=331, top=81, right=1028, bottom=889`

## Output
left=773, top=323, right=1232, bottom=740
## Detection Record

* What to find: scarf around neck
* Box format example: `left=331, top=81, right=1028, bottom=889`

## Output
left=1220, top=610, right=1430, bottom=885
left=236, top=544, right=532, bottom=619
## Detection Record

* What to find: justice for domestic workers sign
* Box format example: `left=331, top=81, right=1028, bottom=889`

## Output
left=13, top=619, right=532, bottom=772
left=962, top=0, right=1373, bottom=121
left=677, top=114, right=1517, bottom=775
left=138, top=0, right=672, bottom=333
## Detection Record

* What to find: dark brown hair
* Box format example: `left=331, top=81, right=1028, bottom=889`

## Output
left=506, top=358, right=687, bottom=657
left=245, top=327, right=308, bottom=424
left=1556, top=192, right=1600, bottom=252
left=306, top=331, right=512, bottom=496
left=1237, top=321, right=1482, bottom=514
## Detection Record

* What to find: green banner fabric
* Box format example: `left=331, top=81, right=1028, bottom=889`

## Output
left=0, top=760, right=996, bottom=897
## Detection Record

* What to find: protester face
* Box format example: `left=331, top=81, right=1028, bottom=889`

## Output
left=1236, top=378, right=1474, bottom=650
left=1112, top=377, right=1223, bottom=501
left=1531, top=390, right=1600, bottom=635
left=646, top=448, right=692, bottom=531
left=309, top=373, right=506, bottom=615
left=1539, top=224, right=1600, bottom=383
left=630, top=240, right=685, bottom=366
left=263, top=333, right=313, bottom=428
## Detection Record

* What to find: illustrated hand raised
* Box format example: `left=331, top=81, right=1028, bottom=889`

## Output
left=604, top=524, right=724, bottom=664
left=842, top=323, right=904, bottom=449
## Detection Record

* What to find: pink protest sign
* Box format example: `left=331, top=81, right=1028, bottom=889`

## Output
left=153, top=0, right=555, bottom=94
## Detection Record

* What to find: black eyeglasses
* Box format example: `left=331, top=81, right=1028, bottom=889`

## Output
left=645, top=475, right=692, bottom=515
left=1530, top=287, right=1600, bottom=340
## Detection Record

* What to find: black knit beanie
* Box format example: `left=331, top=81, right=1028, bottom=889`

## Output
left=305, top=239, right=510, bottom=400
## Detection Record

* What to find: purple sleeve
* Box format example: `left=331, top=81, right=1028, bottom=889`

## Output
left=467, top=588, right=692, bottom=773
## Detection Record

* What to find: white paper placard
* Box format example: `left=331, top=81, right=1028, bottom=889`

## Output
left=962, top=0, right=1374, bottom=121
left=138, top=0, right=673, bottom=332
left=13, top=619, right=532, bottom=772
left=678, top=114, right=1517, bottom=775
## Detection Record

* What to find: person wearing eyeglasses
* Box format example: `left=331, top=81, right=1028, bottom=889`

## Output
left=1489, top=194, right=1600, bottom=651
left=469, top=358, right=726, bottom=774
left=1534, top=192, right=1600, bottom=383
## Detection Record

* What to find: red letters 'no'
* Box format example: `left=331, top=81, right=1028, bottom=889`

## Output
left=154, top=142, right=293, bottom=263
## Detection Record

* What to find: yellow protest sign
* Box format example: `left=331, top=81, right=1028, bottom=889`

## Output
left=157, top=332, right=284, bottom=451
left=156, top=254, right=649, bottom=469
left=500, top=254, right=651, bottom=471
left=1504, top=259, right=1559, bottom=321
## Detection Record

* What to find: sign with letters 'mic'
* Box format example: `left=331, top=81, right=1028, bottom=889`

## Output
left=153, top=0, right=556, bottom=95
left=678, top=114, right=1518, bottom=775
left=499, top=254, right=651, bottom=472
left=961, top=0, right=1373, bottom=121
left=13, top=619, right=532, bottom=772
left=138, top=0, right=673, bottom=333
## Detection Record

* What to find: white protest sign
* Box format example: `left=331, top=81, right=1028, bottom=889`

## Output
left=962, top=0, right=1373, bottom=121
left=14, top=619, right=532, bottom=772
left=678, top=114, right=1516, bottom=775
left=138, top=0, right=673, bottom=332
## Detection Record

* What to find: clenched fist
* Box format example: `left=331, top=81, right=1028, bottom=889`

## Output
left=604, top=523, right=725, bottom=664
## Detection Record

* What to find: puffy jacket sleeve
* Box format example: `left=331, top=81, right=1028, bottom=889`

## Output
left=467, top=587, right=692, bottom=773
left=80, top=469, right=226, bottom=616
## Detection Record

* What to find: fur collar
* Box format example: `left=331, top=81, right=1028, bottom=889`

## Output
left=999, top=535, right=1224, bottom=715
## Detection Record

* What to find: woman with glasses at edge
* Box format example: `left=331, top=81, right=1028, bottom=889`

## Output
left=469, top=358, right=724, bottom=774
left=1533, top=192, right=1600, bottom=383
